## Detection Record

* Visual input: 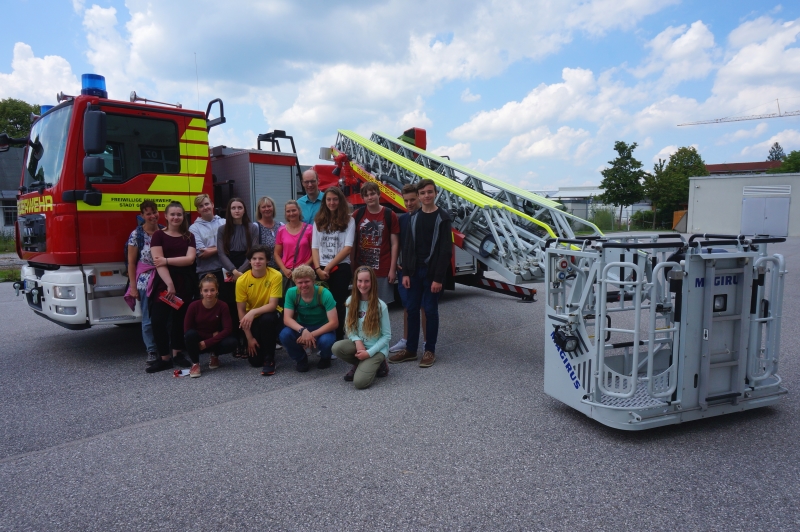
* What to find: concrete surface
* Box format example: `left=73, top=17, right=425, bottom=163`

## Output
left=1, top=239, right=800, bottom=531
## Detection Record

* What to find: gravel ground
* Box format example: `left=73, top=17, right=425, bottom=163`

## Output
left=1, top=238, right=799, bottom=531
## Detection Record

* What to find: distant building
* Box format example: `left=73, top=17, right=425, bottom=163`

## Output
left=0, top=147, right=23, bottom=231
left=706, top=161, right=782, bottom=175
left=546, top=186, right=650, bottom=222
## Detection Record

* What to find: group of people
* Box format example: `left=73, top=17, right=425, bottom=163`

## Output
left=124, top=169, right=451, bottom=389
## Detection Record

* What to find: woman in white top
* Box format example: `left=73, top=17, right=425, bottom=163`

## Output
left=312, top=187, right=355, bottom=341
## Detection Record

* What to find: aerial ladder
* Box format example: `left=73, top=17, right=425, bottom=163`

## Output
left=327, top=129, right=788, bottom=431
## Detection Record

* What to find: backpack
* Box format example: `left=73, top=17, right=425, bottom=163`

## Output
left=353, top=205, right=393, bottom=228
left=123, top=222, right=164, bottom=269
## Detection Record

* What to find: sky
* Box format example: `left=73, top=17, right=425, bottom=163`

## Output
left=1, top=0, right=799, bottom=191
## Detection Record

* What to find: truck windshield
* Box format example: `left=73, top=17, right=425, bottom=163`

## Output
left=23, top=103, right=73, bottom=189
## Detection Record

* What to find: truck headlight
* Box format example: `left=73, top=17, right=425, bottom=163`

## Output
left=54, top=286, right=76, bottom=299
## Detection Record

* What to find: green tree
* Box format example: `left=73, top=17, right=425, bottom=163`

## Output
left=642, top=158, right=668, bottom=229
left=660, top=146, right=709, bottom=211
left=0, top=98, right=40, bottom=138
left=768, top=150, right=800, bottom=173
left=767, top=142, right=786, bottom=162
left=599, top=141, right=645, bottom=223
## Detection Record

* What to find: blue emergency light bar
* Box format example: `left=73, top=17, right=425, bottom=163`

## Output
left=40, top=105, right=54, bottom=114
left=81, top=73, right=107, bottom=98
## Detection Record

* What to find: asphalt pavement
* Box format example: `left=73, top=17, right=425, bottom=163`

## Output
left=1, top=239, right=800, bottom=531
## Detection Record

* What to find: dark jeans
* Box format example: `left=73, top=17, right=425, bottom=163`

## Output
left=321, top=262, right=351, bottom=340
left=218, top=278, right=242, bottom=347
left=184, top=330, right=238, bottom=364
left=279, top=324, right=336, bottom=362
left=151, top=298, right=189, bottom=356
left=405, top=267, right=440, bottom=353
left=245, top=312, right=281, bottom=367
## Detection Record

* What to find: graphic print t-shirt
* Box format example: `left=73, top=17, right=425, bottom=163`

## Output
left=355, top=208, right=399, bottom=277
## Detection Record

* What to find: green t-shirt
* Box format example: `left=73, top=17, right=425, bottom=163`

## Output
left=284, top=286, right=336, bottom=326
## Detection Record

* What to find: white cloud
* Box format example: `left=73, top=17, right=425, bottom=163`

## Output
left=72, top=0, right=85, bottom=14
left=0, top=43, right=79, bottom=104
left=741, top=129, right=800, bottom=157
left=566, top=0, right=680, bottom=36
left=641, top=136, right=653, bottom=148
left=432, top=143, right=471, bottom=160
left=496, top=126, right=591, bottom=162
left=633, top=21, right=717, bottom=85
left=716, top=122, right=769, bottom=144
left=653, top=145, right=678, bottom=162
left=83, top=5, right=134, bottom=99
left=461, top=88, right=480, bottom=102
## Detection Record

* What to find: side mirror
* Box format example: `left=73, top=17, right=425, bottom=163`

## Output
left=205, top=98, right=226, bottom=131
left=83, top=109, right=107, bottom=155
left=83, top=156, right=105, bottom=178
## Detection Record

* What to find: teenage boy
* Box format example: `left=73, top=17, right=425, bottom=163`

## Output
left=298, top=169, right=322, bottom=223
left=189, top=194, right=226, bottom=285
left=279, top=265, right=339, bottom=372
left=236, top=245, right=283, bottom=375
left=351, top=181, right=399, bottom=304
left=390, top=184, right=427, bottom=353
left=389, top=179, right=452, bottom=368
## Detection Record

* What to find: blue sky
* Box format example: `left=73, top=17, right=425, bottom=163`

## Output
left=2, top=1, right=799, bottom=191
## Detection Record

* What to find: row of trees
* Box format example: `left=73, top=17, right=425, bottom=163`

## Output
left=767, top=142, right=800, bottom=173
left=598, top=141, right=708, bottom=228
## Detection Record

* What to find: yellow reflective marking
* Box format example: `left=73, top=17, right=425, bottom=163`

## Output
left=148, top=176, right=205, bottom=193
left=188, top=118, right=206, bottom=129
left=18, top=195, right=54, bottom=215
left=76, top=194, right=193, bottom=212
left=180, top=142, right=208, bottom=157
left=180, top=157, right=208, bottom=175
left=181, top=128, right=208, bottom=142
left=349, top=162, right=406, bottom=206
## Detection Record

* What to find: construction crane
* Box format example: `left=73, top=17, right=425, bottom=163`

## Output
left=678, top=99, right=800, bottom=126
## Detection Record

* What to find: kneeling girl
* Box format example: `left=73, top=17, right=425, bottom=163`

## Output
left=183, top=274, right=237, bottom=377
left=332, top=266, right=391, bottom=389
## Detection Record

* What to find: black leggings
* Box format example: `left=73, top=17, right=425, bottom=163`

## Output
left=184, top=330, right=238, bottom=363
left=246, top=312, right=281, bottom=367
left=151, top=298, right=189, bottom=356
left=322, top=262, right=351, bottom=341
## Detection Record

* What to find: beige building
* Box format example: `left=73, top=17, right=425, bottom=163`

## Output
left=687, top=173, right=800, bottom=237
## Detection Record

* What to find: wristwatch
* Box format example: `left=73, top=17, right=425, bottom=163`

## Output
left=298, top=327, right=306, bottom=335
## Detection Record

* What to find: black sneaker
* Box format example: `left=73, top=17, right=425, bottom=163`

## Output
left=376, top=360, right=389, bottom=378
left=145, top=357, right=173, bottom=373
left=261, top=360, right=275, bottom=376
left=172, top=353, right=192, bottom=368
left=296, top=356, right=310, bottom=373
left=344, top=365, right=357, bottom=382
left=145, top=351, right=159, bottom=367
left=317, top=357, right=332, bottom=370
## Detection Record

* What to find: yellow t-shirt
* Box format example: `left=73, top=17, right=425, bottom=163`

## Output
left=235, top=268, right=283, bottom=313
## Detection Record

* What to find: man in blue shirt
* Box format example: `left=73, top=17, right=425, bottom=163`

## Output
left=298, top=169, right=322, bottom=223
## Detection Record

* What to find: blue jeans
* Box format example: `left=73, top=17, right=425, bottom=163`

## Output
left=405, top=267, right=440, bottom=353
left=140, top=294, right=157, bottom=354
left=279, top=324, right=336, bottom=362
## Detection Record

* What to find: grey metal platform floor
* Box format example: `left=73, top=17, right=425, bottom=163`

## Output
left=1, top=238, right=800, bottom=531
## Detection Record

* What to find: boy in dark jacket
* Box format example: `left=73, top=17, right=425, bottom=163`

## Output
left=389, top=179, right=452, bottom=368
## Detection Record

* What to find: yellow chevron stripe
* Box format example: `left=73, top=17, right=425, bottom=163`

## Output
left=148, top=175, right=205, bottom=193
left=180, top=142, right=208, bottom=157
left=76, top=194, right=193, bottom=212
left=181, top=128, right=208, bottom=142
left=180, top=157, right=208, bottom=175
left=188, top=118, right=206, bottom=129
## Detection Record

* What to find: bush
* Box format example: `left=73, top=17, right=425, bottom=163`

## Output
left=630, top=209, right=674, bottom=230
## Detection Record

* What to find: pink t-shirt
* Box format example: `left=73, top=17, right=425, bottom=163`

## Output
left=275, top=223, right=313, bottom=268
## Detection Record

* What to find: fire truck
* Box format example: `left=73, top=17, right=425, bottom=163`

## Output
left=4, top=74, right=789, bottom=430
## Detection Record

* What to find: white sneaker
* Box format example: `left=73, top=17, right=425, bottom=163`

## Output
left=389, top=338, right=407, bottom=353
left=331, top=354, right=337, bottom=360
left=276, top=343, right=283, bottom=350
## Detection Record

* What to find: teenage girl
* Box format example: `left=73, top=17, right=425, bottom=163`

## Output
left=312, top=187, right=355, bottom=340
left=331, top=266, right=391, bottom=389
left=183, top=274, right=237, bottom=378
left=217, top=197, right=258, bottom=356
left=147, top=201, right=197, bottom=373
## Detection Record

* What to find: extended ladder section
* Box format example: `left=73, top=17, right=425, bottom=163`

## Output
left=543, top=234, right=787, bottom=430
left=334, top=130, right=598, bottom=283
left=370, top=132, right=602, bottom=241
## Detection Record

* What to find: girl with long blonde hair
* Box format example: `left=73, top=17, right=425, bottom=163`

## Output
left=331, top=266, right=391, bottom=389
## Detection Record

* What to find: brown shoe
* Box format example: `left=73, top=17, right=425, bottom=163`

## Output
left=209, top=355, right=220, bottom=369
left=388, top=349, right=417, bottom=364
left=419, top=351, right=436, bottom=368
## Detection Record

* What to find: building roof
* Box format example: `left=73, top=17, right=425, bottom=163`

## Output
left=549, top=186, right=603, bottom=199
left=705, top=161, right=782, bottom=174
left=0, top=147, right=24, bottom=192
